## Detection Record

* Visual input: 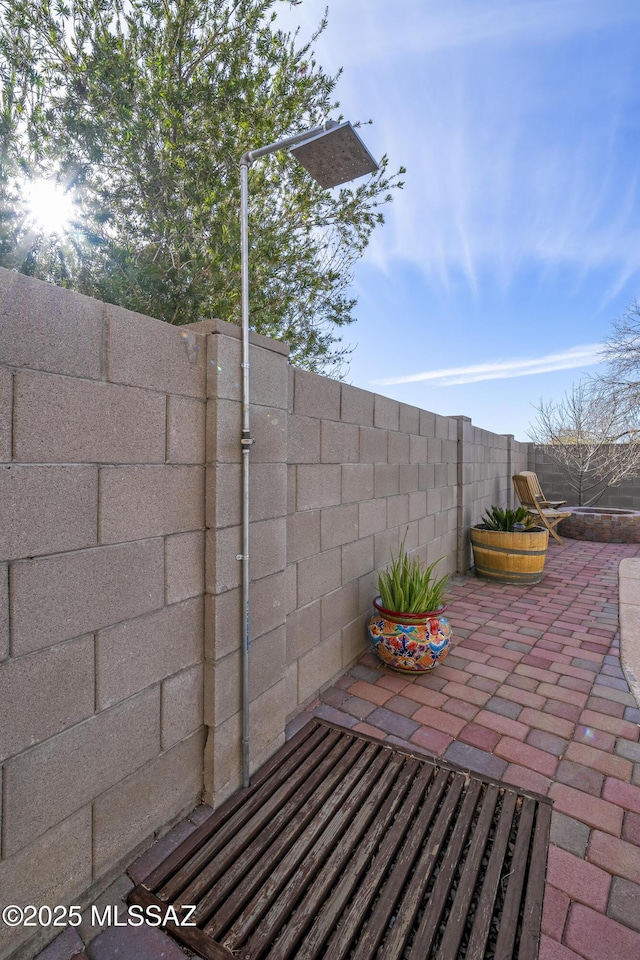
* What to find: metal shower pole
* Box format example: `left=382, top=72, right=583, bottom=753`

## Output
left=239, top=121, right=378, bottom=788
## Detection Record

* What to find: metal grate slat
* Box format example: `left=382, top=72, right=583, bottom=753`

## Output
left=219, top=742, right=386, bottom=949
left=129, top=719, right=552, bottom=960
left=434, top=783, right=501, bottom=960
left=238, top=748, right=404, bottom=958
left=265, top=757, right=420, bottom=960
left=321, top=762, right=438, bottom=960
left=193, top=735, right=368, bottom=929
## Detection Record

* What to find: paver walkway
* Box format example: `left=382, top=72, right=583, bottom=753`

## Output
left=290, top=538, right=640, bottom=960
left=36, top=538, right=640, bottom=960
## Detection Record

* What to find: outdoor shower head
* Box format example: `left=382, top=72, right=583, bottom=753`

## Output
left=290, top=121, right=379, bottom=189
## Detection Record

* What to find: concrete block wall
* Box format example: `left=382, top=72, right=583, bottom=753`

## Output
left=283, top=372, right=462, bottom=741
left=0, top=270, right=206, bottom=960
left=0, top=270, right=533, bottom=957
left=529, top=446, right=640, bottom=508
left=456, top=420, right=529, bottom=570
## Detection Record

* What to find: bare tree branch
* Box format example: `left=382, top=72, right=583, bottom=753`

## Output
left=528, top=379, right=640, bottom=505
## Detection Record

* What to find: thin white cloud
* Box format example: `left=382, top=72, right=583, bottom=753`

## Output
left=372, top=344, right=604, bottom=387
left=281, top=1, right=640, bottom=299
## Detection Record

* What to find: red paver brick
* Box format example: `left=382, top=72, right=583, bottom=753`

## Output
left=467, top=674, right=500, bottom=695
left=565, top=742, right=633, bottom=781
left=537, top=682, right=589, bottom=708
left=343, top=696, right=376, bottom=720
left=458, top=722, right=501, bottom=752
left=444, top=654, right=471, bottom=671
left=311, top=703, right=358, bottom=728
left=443, top=740, right=508, bottom=779
left=550, top=663, right=596, bottom=682
left=441, top=681, right=491, bottom=706
left=565, top=904, right=640, bottom=959
left=33, top=927, right=85, bottom=960
left=375, top=674, right=410, bottom=693
left=452, top=645, right=490, bottom=664
left=527, top=728, right=568, bottom=756
left=495, top=736, right=559, bottom=778
left=501, top=629, right=535, bottom=644
left=538, top=934, right=584, bottom=960
left=574, top=725, right=616, bottom=751
left=580, top=710, right=640, bottom=741
left=488, top=654, right=523, bottom=671
left=473, top=632, right=509, bottom=649
left=433, top=663, right=472, bottom=683
left=366, top=707, right=420, bottom=741
left=485, top=697, right=522, bottom=720
left=555, top=760, right=605, bottom=797
left=622, top=811, right=640, bottom=845
left=588, top=830, right=640, bottom=885
left=549, top=783, right=624, bottom=836
left=413, top=671, right=448, bottom=691
left=582, top=640, right=610, bottom=654
left=502, top=763, right=552, bottom=795
left=463, top=661, right=508, bottom=683
left=558, top=675, right=593, bottom=694
left=460, top=638, right=490, bottom=653
left=442, top=699, right=479, bottom=721
left=602, top=777, right=640, bottom=814
left=516, top=663, right=559, bottom=684
left=409, top=726, right=452, bottom=756
left=401, top=684, right=448, bottom=708
left=607, top=876, right=640, bottom=935
left=473, top=708, right=529, bottom=740
left=490, top=647, right=524, bottom=662
left=411, top=703, right=467, bottom=737
left=615, top=738, right=640, bottom=763
left=519, top=707, right=575, bottom=739
left=546, top=702, right=583, bottom=725
left=347, top=681, right=394, bottom=706
left=586, top=696, right=626, bottom=718
left=549, top=812, right=590, bottom=858
left=538, top=638, right=565, bottom=652
left=521, top=652, right=554, bottom=668
left=495, top=683, right=546, bottom=709
left=547, top=845, right=611, bottom=912
left=506, top=673, right=540, bottom=692
left=542, top=885, right=571, bottom=940
left=82, top=923, right=196, bottom=960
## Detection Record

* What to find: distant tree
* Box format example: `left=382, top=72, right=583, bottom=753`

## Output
left=528, top=379, right=640, bottom=505
left=598, top=298, right=640, bottom=419
left=0, top=0, right=404, bottom=373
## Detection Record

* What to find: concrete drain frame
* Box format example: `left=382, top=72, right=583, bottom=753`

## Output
left=129, top=719, right=552, bottom=959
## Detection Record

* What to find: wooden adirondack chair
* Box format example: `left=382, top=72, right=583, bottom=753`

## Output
left=517, top=471, right=567, bottom=510
left=512, top=472, right=572, bottom=544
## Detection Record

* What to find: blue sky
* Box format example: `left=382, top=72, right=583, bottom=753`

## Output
left=277, top=0, right=640, bottom=439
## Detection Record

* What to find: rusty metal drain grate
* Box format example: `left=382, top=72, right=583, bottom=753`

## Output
left=129, top=720, right=552, bottom=959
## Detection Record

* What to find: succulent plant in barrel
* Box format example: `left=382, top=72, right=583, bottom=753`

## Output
left=471, top=505, right=549, bottom=584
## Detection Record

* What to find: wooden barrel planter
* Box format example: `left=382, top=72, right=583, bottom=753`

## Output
left=470, top=526, right=549, bottom=584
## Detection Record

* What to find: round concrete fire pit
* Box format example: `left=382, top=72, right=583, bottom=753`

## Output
left=558, top=506, right=640, bottom=543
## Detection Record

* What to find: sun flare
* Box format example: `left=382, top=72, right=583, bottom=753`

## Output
left=24, top=179, right=76, bottom=235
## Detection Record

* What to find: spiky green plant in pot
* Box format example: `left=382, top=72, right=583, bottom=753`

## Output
left=368, top=535, right=453, bottom=673
left=377, top=538, right=449, bottom=613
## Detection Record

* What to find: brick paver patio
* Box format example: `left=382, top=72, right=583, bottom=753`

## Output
left=290, top=538, right=640, bottom=960
left=35, top=538, right=640, bottom=960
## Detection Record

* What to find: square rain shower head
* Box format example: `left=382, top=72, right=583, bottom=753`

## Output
left=290, top=121, right=379, bottom=189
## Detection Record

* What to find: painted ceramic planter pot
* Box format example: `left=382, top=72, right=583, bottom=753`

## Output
left=368, top=597, right=453, bottom=673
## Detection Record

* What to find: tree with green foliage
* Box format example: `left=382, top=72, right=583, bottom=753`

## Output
left=0, top=0, right=403, bottom=372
